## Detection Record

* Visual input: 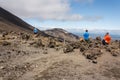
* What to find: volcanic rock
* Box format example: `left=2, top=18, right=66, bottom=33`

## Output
left=83, top=48, right=102, bottom=60
left=111, top=49, right=120, bottom=57
left=21, top=33, right=30, bottom=40
left=30, top=39, right=44, bottom=48
left=1, top=41, right=11, bottom=46
left=80, top=45, right=88, bottom=52
left=63, top=44, right=74, bottom=53
left=48, top=39, right=56, bottom=48
left=96, top=36, right=102, bottom=41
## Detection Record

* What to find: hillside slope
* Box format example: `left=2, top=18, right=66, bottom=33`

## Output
left=0, top=7, right=33, bottom=33
left=44, top=28, right=79, bottom=41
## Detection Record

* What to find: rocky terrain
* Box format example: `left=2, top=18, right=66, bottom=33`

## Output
left=0, top=7, right=120, bottom=80
left=0, top=31, right=120, bottom=80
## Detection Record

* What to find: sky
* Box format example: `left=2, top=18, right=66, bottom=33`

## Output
left=0, top=0, right=120, bottom=30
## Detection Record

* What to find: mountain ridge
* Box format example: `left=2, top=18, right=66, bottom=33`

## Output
left=44, top=28, right=79, bottom=41
left=0, top=7, right=33, bottom=33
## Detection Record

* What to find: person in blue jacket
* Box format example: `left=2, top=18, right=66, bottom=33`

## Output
left=33, top=27, right=38, bottom=34
left=83, top=30, right=89, bottom=42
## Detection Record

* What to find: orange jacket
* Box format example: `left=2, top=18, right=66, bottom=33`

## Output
left=104, top=35, right=111, bottom=44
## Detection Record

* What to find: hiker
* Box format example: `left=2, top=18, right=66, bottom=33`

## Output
left=83, top=30, right=89, bottom=42
left=102, top=32, right=111, bottom=45
left=33, top=27, right=38, bottom=34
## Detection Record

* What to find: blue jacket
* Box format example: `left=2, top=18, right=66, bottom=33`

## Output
left=34, top=28, right=38, bottom=34
left=83, top=32, right=89, bottom=40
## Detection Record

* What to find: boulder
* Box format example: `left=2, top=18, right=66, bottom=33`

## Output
left=63, top=44, right=74, bottom=53
left=48, top=39, right=56, bottom=48
left=106, top=47, right=112, bottom=52
left=29, top=39, right=44, bottom=48
left=80, top=45, right=88, bottom=52
left=2, top=31, right=8, bottom=37
left=96, top=36, right=102, bottom=41
left=92, top=60, right=97, bottom=64
left=69, top=42, right=81, bottom=49
left=83, top=48, right=102, bottom=60
left=48, top=41, right=56, bottom=48
left=94, top=41, right=101, bottom=48
left=55, top=47, right=61, bottom=51
left=111, top=49, right=120, bottom=57
left=21, top=33, right=30, bottom=40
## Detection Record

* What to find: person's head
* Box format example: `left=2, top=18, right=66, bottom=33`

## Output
left=106, top=32, right=109, bottom=35
left=85, top=30, right=88, bottom=32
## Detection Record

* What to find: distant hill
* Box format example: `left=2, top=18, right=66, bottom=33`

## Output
left=44, top=28, right=79, bottom=41
left=0, top=7, right=33, bottom=33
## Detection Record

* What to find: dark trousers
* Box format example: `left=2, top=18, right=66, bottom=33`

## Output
left=102, top=39, right=108, bottom=45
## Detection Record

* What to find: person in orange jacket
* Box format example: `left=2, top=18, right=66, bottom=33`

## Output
left=102, top=32, right=111, bottom=45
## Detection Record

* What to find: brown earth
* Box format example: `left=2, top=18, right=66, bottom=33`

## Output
left=0, top=32, right=120, bottom=80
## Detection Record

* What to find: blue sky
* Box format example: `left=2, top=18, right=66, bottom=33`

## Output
left=0, top=0, right=120, bottom=30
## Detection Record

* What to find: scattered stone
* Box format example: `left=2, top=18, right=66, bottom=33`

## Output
left=1, top=41, right=11, bottom=46
left=12, top=49, right=15, bottom=51
left=0, top=60, right=5, bottom=63
left=55, top=47, right=61, bottom=51
left=115, top=40, right=119, bottom=43
left=2, top=31, right=8, bottom=37
left=96, top=36, right=101, bottom=41
left=0, top=66, right=4, bottom=69
left=18, top=51, right=21, bottom=53
left=43, top=51, right=48, bottom=54
left=92, top=60, right=97, bottom=64
left=106, top=47, right=112, bottom=52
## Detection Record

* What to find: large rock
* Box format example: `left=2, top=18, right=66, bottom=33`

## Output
left=94, top=41, right=101, bottom=48
left=48, top=41, right=56, bottom=48
left=83, top=48, right=102, bottom=60
left=21, top=33, right=31, bottom=40
left=29, top=39, right=44, bottom=48
left=79, top=41, right=89, bottom=52
left=63, top=44, right=74, bottom=53
left=48, top=38, right=56, bottom=48
left=69, top=42, right=81, bottom=49
left=80, top=45, right=88, bottom=52
left=2, top=31, right=8, bottom=37
left=96, top=36, right=102, bottom=41
left=1, top=41, right=11, bottom=46
left=106, top=46, right=112, bottom=52
left=111, top=49, right=120, bottom=57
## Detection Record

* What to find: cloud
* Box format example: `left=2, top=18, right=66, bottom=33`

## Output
left=0, top=0, right=70, bottom=18
left=0, top=0, right=100, bottom=21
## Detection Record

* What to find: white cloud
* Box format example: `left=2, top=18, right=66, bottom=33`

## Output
left=0, top=0, right=70, bottom=18
left=0, top=0, right=100, bottom=21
